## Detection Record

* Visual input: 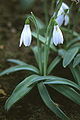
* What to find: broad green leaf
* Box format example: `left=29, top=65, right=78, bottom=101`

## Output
left=32, top=32, right=57, bottom=52
left=5, top=75, right=37, bottom=110
left=63, top=48, right=79, bottom=68
left=73, top=54, right=80, bottom=67
left=58, top=49, right=66, bottom=58
left=50, top=85, right=80, bottom=105
left=69, top=65, right=80, bottom=85
left=38, top=82, right=69, bottom=120
left=7, top=59, right=27, bottom=65
left=67, top=37, right=80, bottom=48
left=27, top=75, right=80, bottom=91
left=0, top=65, right=39, bottom=76
left=47, top=56, right=61, bottom=74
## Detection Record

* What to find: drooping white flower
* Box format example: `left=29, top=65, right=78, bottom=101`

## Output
left=19, top=24, right=32, bottom=47
left=54, top=2, right=69, bottom=27
left=52, top=25, right=63, bottom=46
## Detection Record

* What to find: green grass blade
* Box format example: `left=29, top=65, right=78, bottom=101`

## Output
left=38, top=82, right=69, bottom=120
left=63, top=48, right=79, bottom=68
left=47, top=56, right=61, bottom=74
left=50, top=85, right=80, bottom=105
left=5, top=75, right=37, bottom=110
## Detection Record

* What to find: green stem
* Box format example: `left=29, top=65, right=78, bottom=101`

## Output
left=31, top=12, right=42, bottom=75
left=43, top=0, right=63, bottom=76
left=44, top=0, right=48, bottom=27
left=44, top=17, right=53, bottom=76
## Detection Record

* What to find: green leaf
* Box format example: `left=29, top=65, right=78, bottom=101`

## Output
left=44, top=79, right=80, bottom=91
left=27, top=75, right=80, bottom=91
left=38, top=82, right=69, bottom=120
left=47, top=56, right=61, bottom=74
left=32, top=32, right=57, bottom=52
left=50, top=85, right=80, bottom=105
left=31, top=45, right=44, bottom=67
left=63, top=48, right=79, bottom=68
left=35, top=17, right=45, bottom=29
left=7, top=59, right=27, bottom=65
left=26, top=15, right=45, bottom=29
left=71, top=43, right=80, bottom=48
left=0, top=65, right=39, bottom=76
left=61, top=27, right=79, bottom=37
left=31, top=46, right=39, bottom=65
left=5, top=75, right=37, bottom=110
left=66, top=37, right=80, bottom=48
left=69, top=64, right=80, bottom=85
left=73, top=54, right=80, bottom=67
left=58, top=49, right=66, bottom=58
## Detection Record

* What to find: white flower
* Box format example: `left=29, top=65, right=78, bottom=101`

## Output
left=54, top=2, right=69, bottom=27
left=19, top=24, right=32, bottom=47
left=52, top=25, right=63, bottom=46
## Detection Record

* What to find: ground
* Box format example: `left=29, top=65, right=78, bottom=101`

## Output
left=0, top=0, right=80, bottom=120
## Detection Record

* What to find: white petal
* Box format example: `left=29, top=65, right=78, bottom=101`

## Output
left=64, top=15, right=69, bottom=26
left=19, top=25, right=32, bottom=47
left=62, top=2, right=69, bottom=10
left=56, top=13, right=64, bottom=26
left=53, top=25, right=63, bottom=46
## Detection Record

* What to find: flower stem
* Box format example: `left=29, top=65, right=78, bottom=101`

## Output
left=44, top=0, right=62, bottom=76
left=31, top=12, right=42, bottom=75
left=44, top=16, right=53, bottom=76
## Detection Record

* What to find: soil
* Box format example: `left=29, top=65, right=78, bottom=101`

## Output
left=0, top=0, right=80, bottom=120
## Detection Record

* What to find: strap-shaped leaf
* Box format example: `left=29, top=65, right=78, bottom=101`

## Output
left=27, top=75, right=80, bottom=91
left=61, top=27, right=79, bottom=37
left=31, top=45, right=44, bottom=67
left=7, top=59, right=27, bottom=65
left=73, top=54, right=80, bottom=67
left=5, top=75, right=37, bottom=110
left=0, top=65, right=39, bottom=76
left=31, top=46, right=39, bottom=65
left=50, top=85, right=80, bottom=105
left=47, top=56, right=61, bottom=74
left=67, top=37, right=80, bottom=48
left=32, top=32, right=57, bottom=52
left=63, top=48, right=79, bottom=68
left=38, top=82, right=69, bottom=120
left=69, top=65, right=80, bottom=85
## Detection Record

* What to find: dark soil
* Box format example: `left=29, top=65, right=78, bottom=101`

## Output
left=0, top=0, right=80, bottom=120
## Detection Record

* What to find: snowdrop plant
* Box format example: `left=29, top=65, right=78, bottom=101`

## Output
left=0, top=0, right=80, bottom=120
